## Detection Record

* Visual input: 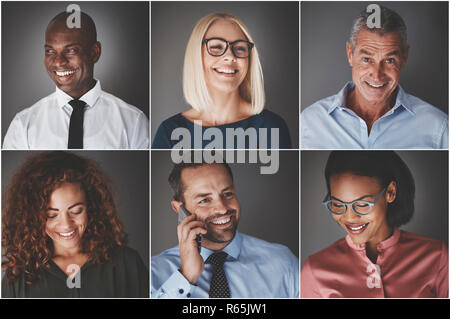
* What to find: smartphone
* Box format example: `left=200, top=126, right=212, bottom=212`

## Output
left=178, top=204, right=202, bottom=253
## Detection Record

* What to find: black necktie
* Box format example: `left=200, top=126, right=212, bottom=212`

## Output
left=68, top=100, right=86, bottom=149
left=206, top=251, right=231, bottom=298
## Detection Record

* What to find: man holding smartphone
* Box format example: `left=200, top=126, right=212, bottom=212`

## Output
left=151, top=162, right=299, bottom=298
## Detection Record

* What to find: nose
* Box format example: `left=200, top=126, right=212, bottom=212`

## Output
left=369, top=62, right=385, bottom=81
left=213, top=197, right=229, bottom=214
left=342, top=205, right=363, bottom=221
left=222, top=45, right=236, bottom=62
left=53, top=53, right=69, bottom=67
left=59, top=211, right=74, bottom=229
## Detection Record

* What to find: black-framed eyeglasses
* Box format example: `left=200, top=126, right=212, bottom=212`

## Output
left=322, top=187, right=387, bottom=216
left=202, top=37, right=254, bottom=58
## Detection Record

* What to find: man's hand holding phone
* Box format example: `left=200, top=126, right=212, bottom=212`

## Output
left=177, top=213, right=207, bottom=284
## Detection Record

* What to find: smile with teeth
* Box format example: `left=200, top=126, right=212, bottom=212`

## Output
left=366, top=81, right=385, bottom=88
left=58, top=230, right=76, bottom=238
left=211, top=216, right=231, bottom=225
left=55, top=70, right=76, bottom=77
left=346, top=223, right=369, bottom=232
left=214, top=68, right=237, bottom=74
left=349, top=224, right=367, bottom=230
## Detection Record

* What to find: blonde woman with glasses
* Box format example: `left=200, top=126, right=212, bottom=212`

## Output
left=152, top=13, right=291, bottom=149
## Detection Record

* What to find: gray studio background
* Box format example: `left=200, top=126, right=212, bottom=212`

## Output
left=1, top=151, right=149, bottom=268
left=301, top=1, right=448, bottom=113
left=1, top=1, right=149, bottom=142
left=151, top=2, right=299, bottom=147
left=151, top=150, right=299, bottom=257
left=301, top=151, right=449, bottom=267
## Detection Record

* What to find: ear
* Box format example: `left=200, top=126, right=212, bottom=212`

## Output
left=91, top=41, right=101, bottom=64
left=171, top=200, right=183, bottom=215
left=386, top=181, right=397, bottom=204
left=346, top=41, right=353, bottom=67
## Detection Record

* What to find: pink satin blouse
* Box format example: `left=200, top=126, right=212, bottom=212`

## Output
left=301, top=229, right=448, bottom=298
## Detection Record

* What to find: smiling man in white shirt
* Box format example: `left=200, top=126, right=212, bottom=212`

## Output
left=3, top=11, right=149, bottom=149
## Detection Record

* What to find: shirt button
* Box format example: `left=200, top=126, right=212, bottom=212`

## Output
left=179, top=289, right=184, bottom=294
left=187, top=293, right=191, bottom=297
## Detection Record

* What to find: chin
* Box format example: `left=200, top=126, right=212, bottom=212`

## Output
left=209, top=84, right=241, bottom=95
left=207, top=230, right=235, bottom=243
left=360, top=82, right=396, bottom=101
left=348, top=234, right=367, bottom=245
left=54, top=82, right=74, bottom=92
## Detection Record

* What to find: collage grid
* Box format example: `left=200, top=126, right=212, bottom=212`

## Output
left=0, top=0, right=448, bottom=308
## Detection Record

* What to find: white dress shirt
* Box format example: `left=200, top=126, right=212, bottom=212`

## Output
left=3, top=80, right=149, bottom=149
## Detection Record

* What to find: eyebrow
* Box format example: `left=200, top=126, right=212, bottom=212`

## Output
left=47, top=202, right=85, bottom=211
left=359, top=49, right=373, bottom=56
left=193, top=192, right=212, bottom=199
left=358, top=49, right=400, bottom=57
left=330, top=194, right=374, bottom=202
left=385, top=50, right=400, bottom=57
left=192, top=185, right=234, bottom=199
left=205, top=37, right=247, bottom=42
left=44, top=43, right=82, bottom=48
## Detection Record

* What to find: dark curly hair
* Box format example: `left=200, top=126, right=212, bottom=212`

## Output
left=2, top=151, right=128, bottom=284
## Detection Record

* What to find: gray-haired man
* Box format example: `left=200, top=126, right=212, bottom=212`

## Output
left=301, top=5, right=448, bottom=149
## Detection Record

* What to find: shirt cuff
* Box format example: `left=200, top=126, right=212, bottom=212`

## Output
left=154, top=270, right=195, bottom=298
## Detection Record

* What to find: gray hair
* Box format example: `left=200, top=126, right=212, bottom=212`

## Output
left=349, top=6, right=408, bottom=53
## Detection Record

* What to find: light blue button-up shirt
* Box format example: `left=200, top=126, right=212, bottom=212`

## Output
left=151, top=232, right=299, bottom=298
left=301, top=82, right=448, bottom=149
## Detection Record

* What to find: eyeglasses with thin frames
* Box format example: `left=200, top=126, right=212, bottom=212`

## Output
left=202, top=37, right=254, bottom=58
left=322, top=187, right=387, bottom=216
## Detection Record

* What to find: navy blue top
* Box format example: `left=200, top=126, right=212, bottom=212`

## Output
left=152, top=109, right=292, bottom=149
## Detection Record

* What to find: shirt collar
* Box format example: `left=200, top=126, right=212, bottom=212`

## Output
left=327, top=81, right=415, bottom=116
left=345, top=228, right=401, bottom=251
left=200, top=231, right=242, bottom=262
left=327, top=82, right=354, bottom=114
left=395, top=85, right=416, bottom=115
left=55, top=79, right=102, bottom=110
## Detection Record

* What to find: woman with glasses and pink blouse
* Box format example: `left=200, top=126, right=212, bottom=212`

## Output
left=301, top=151, right=448, bottom=298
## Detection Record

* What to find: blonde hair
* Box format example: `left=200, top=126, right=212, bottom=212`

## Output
left=183, top=13, right=265, bottom=114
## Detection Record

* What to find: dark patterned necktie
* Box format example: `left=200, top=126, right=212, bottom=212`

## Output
left=206, top=251, right=231, bottom=298
left=68, top=99, right=86, bottom=149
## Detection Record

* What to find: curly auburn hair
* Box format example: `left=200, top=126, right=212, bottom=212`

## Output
left=2, top=151, right=128, bottom=284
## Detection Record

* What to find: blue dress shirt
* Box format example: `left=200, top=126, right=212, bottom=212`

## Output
left=151, top=232, right=299, bottom=298
left=301, top=82, right=448, bottom=149
left=152, top=109, right=292, bottom=149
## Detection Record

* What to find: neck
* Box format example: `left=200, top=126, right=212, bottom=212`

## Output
left=347, top=88, right=397, bottom=133
left=53, top=244, right=83, bottom=259
left=203, top=239, right=231, bottom=252
left=200, top=89, right=250, bottom=126
left=202, top=231, right=237, bottom=252
left=366, top=226, right=394, bottom=262
left=67, top=79, right=96, bottom=100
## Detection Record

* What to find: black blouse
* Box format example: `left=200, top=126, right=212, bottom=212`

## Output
left=2, top=246, right=149, bottom=298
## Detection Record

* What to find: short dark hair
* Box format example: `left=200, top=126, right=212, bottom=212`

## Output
left=168, top=162, right=234, bottom=202
left=324, top=151, right=415, bottom=228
